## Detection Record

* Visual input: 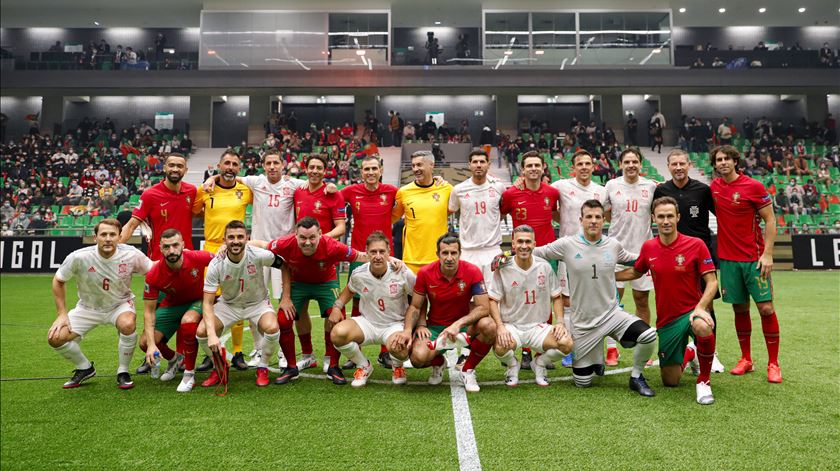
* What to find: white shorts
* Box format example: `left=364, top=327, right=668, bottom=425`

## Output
left=352, top=316, right=404, bottom=346
left=460, top=246, right=502, bottom=284
left=69, top=300, right=135, bottom=338
left=263, top=266, right=284, bottom=299
left=556, top=260, right=570, bottom=297
left=213, top=299, right=274, bottom=330
left=571, top=309, right=639, bottom=368
left=503, top=322, right=553, bottom=353
left=615, top=268, right=653, bottom=291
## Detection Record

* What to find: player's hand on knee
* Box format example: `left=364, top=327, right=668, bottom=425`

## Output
left=497, top=326, right=514, bottom=349
left=415, top=326, right=431, bottom=340
left=391, top=330, right=411, bottom=350
left=279, top=299, right=296, bottom=318
left=689, top=307, right=714, bottom=328
left=48, top=314, right=69, bottom=341
left=552, top=324, right=569, bottom=342
left=327, top=307, right=345, bottom=324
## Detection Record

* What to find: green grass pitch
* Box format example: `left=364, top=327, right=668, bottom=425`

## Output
left=1, top=271, right=838, bottom=470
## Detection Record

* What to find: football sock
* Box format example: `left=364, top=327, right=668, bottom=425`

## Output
left=734, top=310, right=752, bottom=361
left=389, top=354, right=404, bottom=368
left=249, top=320, right=263, bottom=351
left=541, top=348, right=564, bottom=364
left=175, top=330, right=184, bottom=355
left=462, top=339, right=492, bottom=371
left=682, top=343, right=696, bottom=371
left=179, top=322, right=199, bottom=371
left=196, top=336, right=212, bottom=359
left=431, top=355, right=446, bottom=367
left=259, top=332, right=280, bottom=369
left=630, top=338, right=655, bottom=378
left=380, top=345, right=389, bottom=354
left=324, top=331, right=340, bottom=368
left=606, top=336, right=618, bottom=349
left=299, top=333, right=314, bottom=355
left=230, top=320, right=244, bottom=354
left=695, top=333, right=716, bottom=384
left=54, top=340, right=91, bottom=370
left=496, top=349, right=516, bottom=366
left=336, top=342, right=368, bottom=367
left=117, top=332, right=137, bottom=374
left=277, top=310, right=297, bottom=368
left=156, top=340, right=176, bottom=361
left=760, top=312, right=780, bottom=365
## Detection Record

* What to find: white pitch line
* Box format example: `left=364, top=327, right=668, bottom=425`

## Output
left=448, top=365, right=482, bottom=471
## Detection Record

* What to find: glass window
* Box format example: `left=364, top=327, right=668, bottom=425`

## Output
left=328, top=13, right=389, bottom=66
left=578, top=12, right=671, bottom=65
left=484, top=12, right=530, bottom=64
left=531, top=12, right=576, bottom=65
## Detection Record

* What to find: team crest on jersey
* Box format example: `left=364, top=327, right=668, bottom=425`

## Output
left=235, top=190, right=244, bottom=200
left=389, top=283, right=399, bottom=295
left=118, top=263, right=128, bottom=275
left=318, top=262, right=326, bottom=270
left=489, top=188, right=497, bottom=198
left=457, top=280, right=466, bottom=293
left=247, top=264, right=256, bottom=275
left=675, top=254, right=686, bottom=271
left=732, top=192, right=741, bottom=204
left=185, top=196, right=191, bottom=205
left=380, top=194, right=388, bottom=205
left=641, top=189, right=649, bottom=197
left=190, top=268, right=199, bottom=278
left=690, top=205, right=700, bottom=218
left=544, top=197, right=550, bottom=207
left=315, top=201, right=323, bottom=211
left=282, top=187, right=292, bottom=197
left=433, top=193, right=440, bottom=202
left=537, top=272, right=545, bottom=287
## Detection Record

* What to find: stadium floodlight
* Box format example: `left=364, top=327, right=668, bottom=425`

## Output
left=797, top=7, right=806, bottom=13
left=759, top=8, right=766, bottom=13
left=678, top=8, right=686, bottom=13
left=718, top=8, right=726, bottom=13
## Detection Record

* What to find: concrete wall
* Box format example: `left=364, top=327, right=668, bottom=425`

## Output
left=375, top=95, right=495, bottom=143
left=211, top=96, right=249, bottom=148
left=681, top=94, right=807, bottom=126
left=0, top=96, right=41, bottom=140
left=62, top=96, right=190, bottom=133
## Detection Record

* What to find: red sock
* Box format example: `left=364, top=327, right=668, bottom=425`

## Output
left=681, top=346, right=696, bottom=371
left=351, top=300, right=361, bottom=318
left=734, top=310, right=752, bottom=361
left=277, top=309, right=297, bottom=368
left=695, top=333, right=716, bottom=384
left=156, top=340, right=176, bottom=361
left=175, top=330, right=184, bottom=355
left=523, top=347, right=532, bottom=355
left=179, top=322, right=198, bottom=370
left=299, top=333, right=313, bottom=355
left=462, top=339, right=492, bottom=371
left=380, top=345, right=388, bottom=354
left=431, top=355, right=445, bottom=367
left=760, top=312, right=780, bottom=366
left=325, top=331, right=339, bottom=368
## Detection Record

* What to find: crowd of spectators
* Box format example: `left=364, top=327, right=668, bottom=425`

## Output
left=23, top=32, right=193, bottom=70
left=688, top=41, right=838, bottom=69
left=0, top=117, right=192, bottom=235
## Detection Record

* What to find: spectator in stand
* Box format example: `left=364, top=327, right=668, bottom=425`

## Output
left=826, top=114, right=837, bottom=145
left=819, top=43, right=834, bottom=67
left=816, top=163, right=833, bottom=186
left=650, top=120, right=663, bottom=153
left=125, top=47, right=138, bottom=65
left=798, top=223, right=812, bottom=234
left=1, top=200, right=14, bottom=223
left=717, top=118, right=733, bottom=145
left=692, top=58, right=705, bottom=68
left=793, top=153, right=812, bottom=176
left=743, top=152, right=765, bottom=177
left=10, top=211, right=30, bottom=234
left=711, top=57, right=725, bottom=68
left=778, top=151, right=795, bottom=177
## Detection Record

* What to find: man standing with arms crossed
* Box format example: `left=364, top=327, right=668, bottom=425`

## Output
left=141, top=229, right=213, bottom=392
left=654, top=148, right=726, bottom=372
left=48, top=219, right=153, bottom=389
left=618, top=197, right=719, bottom=404
left=709, top=145, right=781, bottom=383
left=193, top=150, right=253, bottom=371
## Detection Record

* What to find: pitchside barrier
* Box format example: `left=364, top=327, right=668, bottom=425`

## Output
left=791, top=234, right=840, bottom=270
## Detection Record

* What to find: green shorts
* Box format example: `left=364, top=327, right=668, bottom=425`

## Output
left=156, top=300, right=203, bottom=341
left=657, top=312, right=694, bottom=366
left=348, top=261, right=364, bottom=300
left=291, top=280, right=340, bottom=320
left=719, top=260, right=773, bottom=305
left=548, top=259, right=559, bottom=273
left=427, top=325, right=469, bottom=342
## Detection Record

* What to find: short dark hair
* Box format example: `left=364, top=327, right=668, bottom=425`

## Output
left=160, top=228, right=182, bottom=240
left=295, top=216, right=320, bottom=230
left=361, top=155, right=381, bottom=167
left=710, top=145, right=741, bottom=168
left=580, top=199, right=604, bottom=217
left=468, top=149, right=488, bottom=162
left=164, top=153, right=186, bottom=165
left=436, top=232, right=461, bottom=253
left=619, top=148, right=642, bottom=163
left=263, top=150, right=282, bottom=161
left=512, top=224, right=535, bottom=236
left=94, top=218, right=122, bottom=235
left=220, top=149, right=240, bottom=162
left=224, top=220, right=247, bottom=235
left=651, top=196, right=679, bottom=214
left=572, top=150, right=594, bottom=165
left=520, top=151, right=543, bottom=167
left=306, top=154, right=328, bottom=168
left=365, top=231, right=390, bottom=248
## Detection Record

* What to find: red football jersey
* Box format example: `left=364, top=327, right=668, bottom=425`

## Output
left=132, top=181, right=196, bottom=261
left=634, top=234, right=716, bottom=329
left=710, top=174, right=772, bottom=262
left=294, top=184, right=347, bottom=233
left=143, top=249, right=214, bottom=307
left=413, top=260, right=486, bottom=327
left=340, top=183, right=398, bottom=252
left=500, top=183, right=560, bottom=246
left=268, top=234, right=357, bottom=284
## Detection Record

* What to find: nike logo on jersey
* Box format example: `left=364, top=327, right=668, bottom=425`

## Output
left=517, top=201, right=526, bottom=205
left=648, top=257, right=657, bottom=261
left=160, top=202, right=169, bottom=206
left=356, top=196, right=363, bottom=199
left=429, top=284, right=439, bottom=288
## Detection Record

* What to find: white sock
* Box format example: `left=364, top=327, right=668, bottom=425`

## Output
left=250, top=321, right=263, bottom=351
left=183, top=369, right=195, bottom=376
left=117, top=332, right=137, bottom=374
left=259, top=332, right=279, bottom=368
left=606, top=336, right=617, bottom=349
left=54, top=340, right=91, bottom=370
left=336, top=342, right=368, bottom=367
left=389, top=354, right=404, bottom=368
left=197, top=336, right=213, bottom=358
left=631, top=340, right=656, bottom=378
left=541, top=348, right=564, bottom=364
left=495, top=349, right=516, bottom=366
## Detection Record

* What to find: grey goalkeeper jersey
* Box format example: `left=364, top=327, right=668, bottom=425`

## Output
left=533, top=235, right=637, bottom=330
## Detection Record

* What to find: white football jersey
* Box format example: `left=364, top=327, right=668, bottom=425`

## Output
left=448, top=178, right=507, bottom=250
left=347, top=263, right=416, bottom=327
left=204, top=246, right=275, bottom=308
left=56, top=244, right=153, bottom=311
left=552, top=178, right=607, bottom=236
left=242, top=175, right=306, bottom=241
left=604, top=177, right=656, bottom=252
left=533, top=235, right=636, bottom=330
left=488, top=256, right=561, bottom=329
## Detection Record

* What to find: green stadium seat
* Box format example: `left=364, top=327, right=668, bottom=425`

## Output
left=128, top=194, right=141, bottom=205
